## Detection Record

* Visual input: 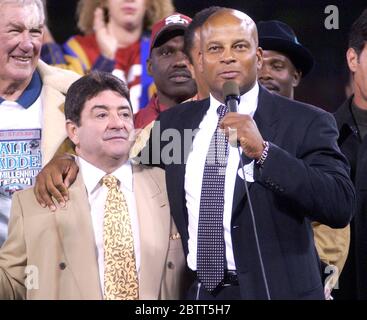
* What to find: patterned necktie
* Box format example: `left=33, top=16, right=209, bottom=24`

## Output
left=197, top=104, right=229, bottom=292
left=102, top=174, right=139, bottom=300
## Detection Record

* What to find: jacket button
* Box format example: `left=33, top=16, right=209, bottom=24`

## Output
left=167, top=261, right=175, bottom=269
left=59, top=262, right=67, bottom=270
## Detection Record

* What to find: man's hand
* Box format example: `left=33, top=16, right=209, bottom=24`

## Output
left=93, top=7, right=118, bottom=59
left=220, top=113, right=265, bottom=159
left=34, top=154, right=79, bottom=211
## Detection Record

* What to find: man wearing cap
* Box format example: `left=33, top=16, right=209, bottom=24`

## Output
left=134, top=13, right=197, bottom=129
left=257, top=20, right=313, bottom=99
left=257, top=20, right=350, bottom=298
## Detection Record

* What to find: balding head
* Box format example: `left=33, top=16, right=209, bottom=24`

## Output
left=202, top=9, right=259, bottom=48
left=198, top=8, right=262, bottom=102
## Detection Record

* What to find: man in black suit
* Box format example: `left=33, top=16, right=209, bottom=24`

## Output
left=142, top=8, right=355, bottom=300
left=34, top=8, right=355, bottom=300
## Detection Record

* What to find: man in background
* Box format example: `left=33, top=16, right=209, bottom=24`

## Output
left=134, top=13, right=196, bottom=129
left=333, top=9, right=367, bottom=300
left=0, top=0, right=79, bottom=246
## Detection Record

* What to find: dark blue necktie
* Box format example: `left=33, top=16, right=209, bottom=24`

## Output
left=197, top=104, right=229, bottom=292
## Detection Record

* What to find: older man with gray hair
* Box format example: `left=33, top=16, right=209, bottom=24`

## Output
left=0, top=0, right=79, bottom=245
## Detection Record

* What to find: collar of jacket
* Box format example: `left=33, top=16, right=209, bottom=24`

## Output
left=334, top=95, right=360, bottom=144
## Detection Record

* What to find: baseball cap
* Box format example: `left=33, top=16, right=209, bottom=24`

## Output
left=150, top=13, right=192, bottom=52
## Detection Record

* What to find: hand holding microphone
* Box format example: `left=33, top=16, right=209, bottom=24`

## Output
left=220, top=81, right=265, bottom=161
left=221, top=81, right=271, bottom=299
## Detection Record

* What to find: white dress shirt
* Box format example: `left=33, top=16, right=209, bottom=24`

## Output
left=78, top=157, right=140, bottom=293
left=185, top=82, right=259, bottom=271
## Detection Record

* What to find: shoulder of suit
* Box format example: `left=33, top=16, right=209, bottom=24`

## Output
left=11, top=187, right=39, bottom=206
left=269, top=91, right=329, bottom=119
left=158, top=98, right=209, bottom=121
left=133, top=164, right=165, bottom=186
left=37, top=60, right=80, bottom=94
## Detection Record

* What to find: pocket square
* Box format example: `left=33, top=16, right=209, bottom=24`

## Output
left=237, top=160, right=255, bottom=182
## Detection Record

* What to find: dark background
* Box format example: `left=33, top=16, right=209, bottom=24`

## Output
left=45, top=0, right=367, bottom=112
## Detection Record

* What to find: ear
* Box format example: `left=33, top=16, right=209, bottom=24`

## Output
left=256, top=47, right=263, bottom=70
left=292, top=69, right=302, bottom=88
left=147, top=58, right=153, bottom=76
left=347, top=47, right=359, bottom=73
left=65, top=120, right=80, bottom=146
left=198, top=50, right=204, bottom=74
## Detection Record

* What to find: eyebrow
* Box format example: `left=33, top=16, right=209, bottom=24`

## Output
left=6, top=22, right=23, bottom=28
left=91, top=105, right=132, bottom=112
left=207, top=38, right=251, bottom=46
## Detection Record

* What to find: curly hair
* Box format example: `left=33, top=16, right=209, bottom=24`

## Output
left=77, top=0, right=175, bottom=34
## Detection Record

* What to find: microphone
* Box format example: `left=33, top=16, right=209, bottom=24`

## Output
left=223, top=81, right=240, bottom=112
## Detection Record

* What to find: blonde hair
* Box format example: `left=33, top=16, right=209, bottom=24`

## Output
left=77, top=0, right=175, bottom=34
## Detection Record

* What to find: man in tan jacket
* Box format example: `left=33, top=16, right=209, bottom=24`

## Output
left=0, top=71, right=187, bottom=300
left=0, top=0, right=80, bottom=246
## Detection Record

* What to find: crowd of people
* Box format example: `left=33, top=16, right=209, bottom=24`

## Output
left=0, top=0, right=366, bottom=300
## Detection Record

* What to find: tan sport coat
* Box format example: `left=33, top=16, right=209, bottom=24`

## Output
left=0, top=165, right=187, bottom=300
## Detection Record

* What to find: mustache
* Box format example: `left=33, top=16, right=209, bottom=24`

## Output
left=169, top=70, right=192, bottom=78
left=103, top=131, right=131, bottom=140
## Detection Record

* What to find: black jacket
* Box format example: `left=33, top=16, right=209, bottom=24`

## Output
left=333, top=96, right=367, bottom=300
left=142, top=86, right=355, bottom=299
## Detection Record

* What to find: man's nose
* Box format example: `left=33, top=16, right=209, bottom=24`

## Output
left=259, top=64, right=273, bottom=80
left=173, top=51, right=190, bottom=68
left=18, top=32, right=34, bottom=52
left=221, top=47, right=236, bottom=64
left=108, top=113, right=125, bottom=129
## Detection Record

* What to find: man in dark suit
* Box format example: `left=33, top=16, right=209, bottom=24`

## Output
left=141, top=8, right=355, bottom=299
left=33, top=8, right=355, bottom=300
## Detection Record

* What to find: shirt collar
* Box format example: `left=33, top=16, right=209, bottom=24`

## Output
left=0, top=70, right=42, bottom=109
left=78, top=157, right=133, bottom=196
left=209, top=81, right=259, bottom=117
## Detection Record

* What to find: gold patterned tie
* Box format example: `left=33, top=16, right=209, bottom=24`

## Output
left=102, top=174, right=139, bottom=300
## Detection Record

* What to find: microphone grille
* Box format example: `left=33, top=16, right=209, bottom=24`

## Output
left=223, top=81, right=240, bottom=98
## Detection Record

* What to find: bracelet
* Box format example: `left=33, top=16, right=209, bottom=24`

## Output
left=256, top=141, right=270, bottom=167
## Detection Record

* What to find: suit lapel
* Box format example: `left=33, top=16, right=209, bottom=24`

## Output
left=169, top=99, right=211, bottom=230
left=133, top=165, right=170, bottom=299
left=232, top=86, right=280, bottom=214
left=54, top=173, right=102, bottom=299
